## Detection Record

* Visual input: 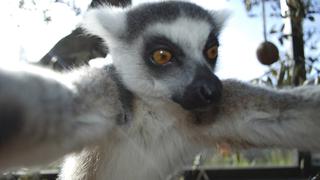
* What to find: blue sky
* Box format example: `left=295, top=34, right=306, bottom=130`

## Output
left=0, top=0, right=297, bottom=81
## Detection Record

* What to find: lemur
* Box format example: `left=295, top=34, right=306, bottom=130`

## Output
left=0, top=1, right=320, bottom=180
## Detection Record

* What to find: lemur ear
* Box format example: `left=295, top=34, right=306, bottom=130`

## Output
left=81, top=7, right=127, bottom=44
left=210, top=10, right=231, bottom=33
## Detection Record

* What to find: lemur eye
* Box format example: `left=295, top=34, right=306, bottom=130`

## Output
left=152, top=49, right=173, bottom=65
left=206, top=45, right=218, bottom=60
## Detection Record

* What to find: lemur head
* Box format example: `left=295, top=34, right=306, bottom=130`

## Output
left=83, top=1, right=227, bottom=110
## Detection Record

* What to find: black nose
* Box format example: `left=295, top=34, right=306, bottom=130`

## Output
left=199, top=84, right=215, bottom=104
left=172, top=74, right=222, bottom=110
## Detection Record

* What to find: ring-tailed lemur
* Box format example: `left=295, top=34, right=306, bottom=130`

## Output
left=1, top=1, right=320, bottom=180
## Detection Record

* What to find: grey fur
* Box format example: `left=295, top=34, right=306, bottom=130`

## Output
left=198, top=80, right=320, bottom=150
left=106, top=65, right=133, bottom=125
left=0, top=65, right=122, bottom=170
left=82, top=1, right=225, bottom=107
left=1, top=65, right=320, bottom=179
left=0, top=102, right=23, bottom=146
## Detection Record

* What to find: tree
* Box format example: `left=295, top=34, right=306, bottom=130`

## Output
left=246, top=0, right=319, bottom=87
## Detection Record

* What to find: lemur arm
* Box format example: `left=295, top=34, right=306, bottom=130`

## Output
left=0, top=64, right=121, bottom=171
left=200, top=79, right=320, bottom=151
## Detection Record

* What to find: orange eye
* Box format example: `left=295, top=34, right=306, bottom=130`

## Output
left=152, top=49, right=173, bottom=65
left=206, top=45, right=218, bottom=60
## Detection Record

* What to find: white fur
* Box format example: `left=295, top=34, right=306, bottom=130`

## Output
left=108, top=18, right=214, bottom=99
left=146, top=17, right=212, bottom=66
left=60, top=98, right=200, bottom=180
left=82, top=7, right=127, bottom=45
left=62, top=102, right=198, bottom=180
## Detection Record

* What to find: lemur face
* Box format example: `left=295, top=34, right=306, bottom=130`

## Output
left=83, top=1, right=226, bottom=110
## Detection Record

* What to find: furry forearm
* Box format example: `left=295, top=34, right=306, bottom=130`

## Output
left=0, top=64, right=120, bottom=170
left=201, top=79, right=320, bottom=151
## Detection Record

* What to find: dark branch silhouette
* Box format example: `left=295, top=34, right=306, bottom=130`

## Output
left=38, top=0, right=131, bottom=71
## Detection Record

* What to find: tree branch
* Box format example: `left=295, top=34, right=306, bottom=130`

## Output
left=38, top=0, right=131, bottom=71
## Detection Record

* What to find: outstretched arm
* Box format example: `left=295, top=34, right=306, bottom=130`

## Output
left=0, top=64, right=121, bottom=171
left=199, top=79, right=320, bottom=151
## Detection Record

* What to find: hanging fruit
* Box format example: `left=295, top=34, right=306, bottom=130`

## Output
left=256, top=41, right=279, bottom=65
left=256, top=0, right=279, bottom=66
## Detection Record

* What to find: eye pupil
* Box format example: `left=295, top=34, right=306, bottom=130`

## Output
left=152, top=49, right=172, bottom=65
left=159, top=50, right=167, bottom=59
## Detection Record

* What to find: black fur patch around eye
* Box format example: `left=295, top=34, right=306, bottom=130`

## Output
left=203, top=30, right=220, bottom=68
left=205, top=30, right=220, bottom=48
left=142, top=35, right=185, bottom=77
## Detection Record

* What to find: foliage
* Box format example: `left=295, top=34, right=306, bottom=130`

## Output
left=18, top=0, right=84, bottom=23
left=204, top=149, right=297, bottom=168
left=244, top=0, right=320, bottom=87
